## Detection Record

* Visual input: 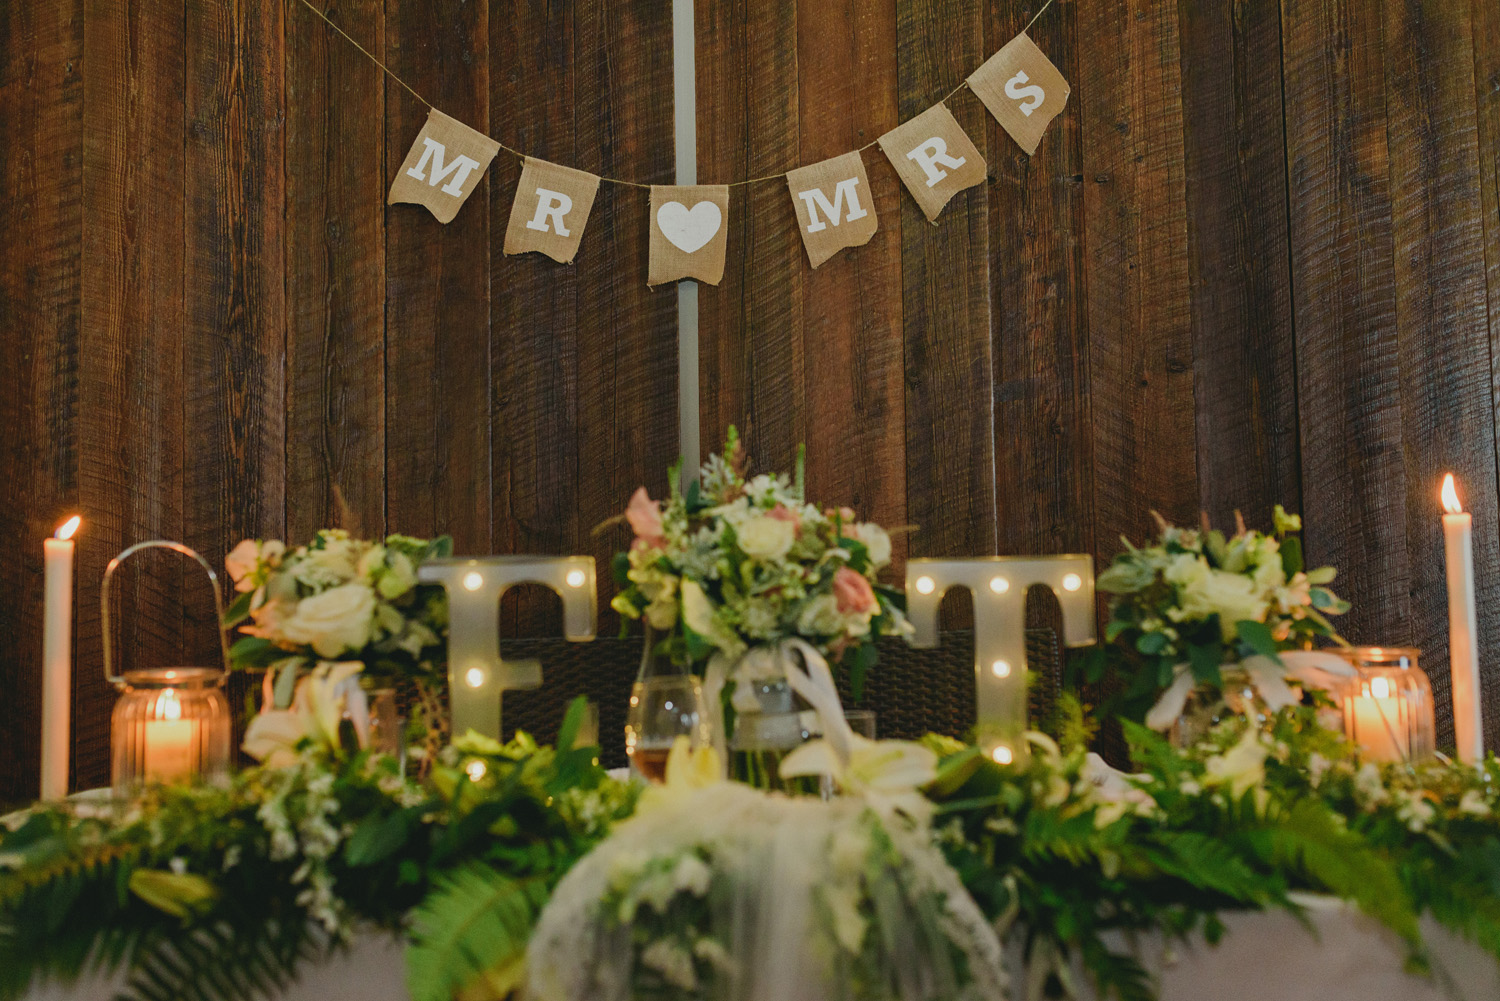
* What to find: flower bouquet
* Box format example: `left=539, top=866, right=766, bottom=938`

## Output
left=610, top=428, right=910, bottom=783
left=222, top=530, right=452, bottom=755
left=1079, top=506, right=1355, bottom=738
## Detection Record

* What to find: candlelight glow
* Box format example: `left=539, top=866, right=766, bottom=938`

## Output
left=54, top=516, right=81, bottom=540
left=1442, top=474, right=1463, bottom=514
left=153, top=689, right=182, bottom=721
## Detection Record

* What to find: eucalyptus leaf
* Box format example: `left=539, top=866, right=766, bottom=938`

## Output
left=1234, top=620, right=1282, bottom=664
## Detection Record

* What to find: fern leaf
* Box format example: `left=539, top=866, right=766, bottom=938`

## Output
left=405, top=863, right=539, bottom=1001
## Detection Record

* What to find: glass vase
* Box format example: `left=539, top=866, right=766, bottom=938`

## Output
left=625, top=631, right=714, bottom=783
left=726, top=646, right=822, bottom=793
left=1337, top=647, right=1435, bottom=764
left=111, top=668, right=231, bottom=793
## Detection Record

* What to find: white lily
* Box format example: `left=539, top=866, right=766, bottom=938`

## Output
left=1146, top=650, right=1358, bottom=731
left=241, top=661, right=369, bottom=765
left=781, top=735, right=938, bottom=821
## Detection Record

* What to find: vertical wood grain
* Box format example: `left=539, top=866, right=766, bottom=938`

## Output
left=797, top=0, right=906, bottom=549
left=695, top=0, right=804, bottom=477
left=0, top=0, right=82, bottom=802
left=285, top=0, right=387, bottom=541
left=79, top=0, right=188, bottom=789
left=573, top=0, right=678, bottom=627
left=1474, top=0, right=1500, bottom=746
left=489, top=0, right=578, bottom=636
left=1380, top=0, right=1497, bottom=747
left=1280, top=0, right=1409, bottom=648
left=988, top=0, right=1093, bottom=557
left=383, top=0, right=491, bottom=550
left=900, top=0, right=995, bottom=564
left=183, top=0, right=286, bottom=662
left=1078, top=0, right=1196, bottom=549
left=1178, top=0, right=1300, bottom=530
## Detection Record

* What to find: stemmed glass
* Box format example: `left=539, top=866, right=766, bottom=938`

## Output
left=624, top=629, right=713, bottom=783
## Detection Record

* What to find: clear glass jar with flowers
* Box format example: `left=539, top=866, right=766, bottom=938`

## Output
left=610, top=428, right=911, bottom=788
left=1079, top=506, right=1356, bottom=744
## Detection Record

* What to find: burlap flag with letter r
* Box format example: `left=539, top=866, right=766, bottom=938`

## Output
left=877, top=103, right=988, bottom=222
left=388, top=109, right=501, bottom=224
left=784, top=151, right=878, bottom=269
left=967, top=32, right=1070, bottom=156
left=503, top=158, right=602, bottom=263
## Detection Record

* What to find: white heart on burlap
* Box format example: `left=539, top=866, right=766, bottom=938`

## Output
left=656, top=200, right=722, bottom=254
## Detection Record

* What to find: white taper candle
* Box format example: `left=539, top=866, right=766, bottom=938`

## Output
left=1441, top=474, right=1484, bottom=764
left=41, top=515, right=81, bottom=800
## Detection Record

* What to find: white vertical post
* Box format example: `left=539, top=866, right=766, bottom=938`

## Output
left=672, top=0, right=700, bottom=488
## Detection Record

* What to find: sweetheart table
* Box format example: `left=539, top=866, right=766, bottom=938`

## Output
left=23, top=900, right=1500, bottom=1001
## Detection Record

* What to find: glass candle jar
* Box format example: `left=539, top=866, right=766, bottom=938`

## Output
left=111, top=667, right=231, bottom=791
left=1338, top=647, right=1436, bottom=764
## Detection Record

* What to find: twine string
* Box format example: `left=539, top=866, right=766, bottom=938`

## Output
left=294, top=0, right=1057, bottom=190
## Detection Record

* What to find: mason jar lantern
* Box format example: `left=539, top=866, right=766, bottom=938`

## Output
left=102, top=541, right=233, bottom=793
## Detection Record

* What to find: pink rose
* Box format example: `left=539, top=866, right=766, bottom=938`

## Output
left=767, top=504, right=801, bottom=532
left=832, top=567, right=876, bottom=614
left=626, top=487, right=665, bottom=545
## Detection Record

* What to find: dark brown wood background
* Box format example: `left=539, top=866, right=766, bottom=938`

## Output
left=1, top=0, right=1497, bottom=802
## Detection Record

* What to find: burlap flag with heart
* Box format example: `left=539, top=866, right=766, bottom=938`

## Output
left=785, top=151, right=879, bottom=268
left=877, top=103, right=988, bottom=222
left=648, top=185, right=730, bottom=286
left=503, top=157, right=602, bottom=263
left=388, top=109, right=502, bottom=224
left=967, top=32, right=1070, bottom=156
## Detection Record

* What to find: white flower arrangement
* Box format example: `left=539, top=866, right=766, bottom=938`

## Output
left=610, top=428, right=910, bottom=690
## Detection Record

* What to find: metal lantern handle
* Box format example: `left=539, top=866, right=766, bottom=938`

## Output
left=101, top=540, right=232, bottom=687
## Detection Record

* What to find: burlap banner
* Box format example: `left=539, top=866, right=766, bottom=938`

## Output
left=503, top=158, right=601, bottom=264
left=967, top=32, right=1070, bottom=157
left=785, top=152, right=879, bottom=269
left=648, top=185, right=730, bottom=286
left=387, top=109, right=501, bottom=224
left=878, top=103, right=988, bottom=223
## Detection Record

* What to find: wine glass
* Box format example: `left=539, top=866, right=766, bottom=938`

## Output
left=625, top=633, right=713, bottom=783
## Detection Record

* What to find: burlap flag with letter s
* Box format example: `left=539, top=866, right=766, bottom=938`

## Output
left=388, top=109, right=501, bottom=224
left=503, top=158, right=602, bottom=263
left=648, top=185, right=730, bottom=286
left=967, top=32, right=1070, bottom=156
left=785, top=151, right=879, bottom=268
left=877, top=103, right=988, bottom=222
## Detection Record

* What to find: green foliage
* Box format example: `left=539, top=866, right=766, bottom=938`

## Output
left=405, top=863, right=543, bottom=1001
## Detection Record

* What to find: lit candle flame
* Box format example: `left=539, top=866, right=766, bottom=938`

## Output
left=54, top=516, right=81, bottom=540
left=1442, top=474, right=1463, bottom=515
left=153, top=688, right=182, bottom=721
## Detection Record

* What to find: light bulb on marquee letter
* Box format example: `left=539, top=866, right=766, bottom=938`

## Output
left=905, top=556, right=1096, bottom=765
left=419, top=556, right=597, bottom=740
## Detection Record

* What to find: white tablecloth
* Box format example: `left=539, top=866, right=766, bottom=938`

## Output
left=24, top=900, right=1500, bottom=1000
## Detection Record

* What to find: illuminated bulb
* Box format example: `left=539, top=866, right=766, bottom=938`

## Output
left=464, top=667, right=486, bottom=688
left=991, top=745, right=1014, bottom=765
left=915, top=575, right=936, bottom=595
left=462, top=571, right=484, bottom=591
left=1371, top=677, right=1391, bottom=699
left=989, top=576, right=1010, bottom=594
left=1061, top=573, right=1082, bottom=592
left=565, top=569, right=587, bottom=588
left=991, top=660, right=1012, bottom=678
left=55, top=515, right=81, bottom=540
left=464, top=759, right=487, bottom=782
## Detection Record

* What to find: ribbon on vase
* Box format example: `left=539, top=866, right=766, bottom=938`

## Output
left=700, top=639, right=855, bottom=766
left=1146, top=650, right=1359, bottom=731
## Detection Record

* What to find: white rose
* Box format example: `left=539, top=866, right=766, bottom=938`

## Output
left=295, top=539, right=360, bottom=587
left=736, top=515, right=796, bottom=562
left=797, top=594, right=845, bottom=637
left=852, top=523, right=892, bottom=568
left=279, top=584, right=376, bottom=658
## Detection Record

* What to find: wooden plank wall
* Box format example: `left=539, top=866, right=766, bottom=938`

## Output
left=1, top=0, right=1498, bottom=801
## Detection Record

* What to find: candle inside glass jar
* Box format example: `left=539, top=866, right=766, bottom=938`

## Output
left=142, top=688, right=197, bottom=783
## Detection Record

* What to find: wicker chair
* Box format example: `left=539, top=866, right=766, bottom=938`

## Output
left=498, top=629, right=1064, bottom=769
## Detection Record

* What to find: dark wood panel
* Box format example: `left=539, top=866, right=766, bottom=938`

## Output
left=900, top=0, right=996, bottom=563
left=78, top=0, right=189, bottom=790
left=572, top=0, right=678, bottom=629
left=1280, top=0, right=1409, bottom=647
left=0, top=0, right=82, bottom=803
left=490, top=0, right=577, bottom=637
left=798, top=0, right=906, bottom=554
left=695, top=0, right=804, bottom=478
left=1475, top=0, right=1500, bottom=740
left=1078, top=0, right=1196, bottom=549
left=383, top=0, right=492, bottom=550
left=987, top=0, right=1093, bottom=556
left=285, top=0, right=387, bottom=542
left=1381, top=0, right=1497, bottom=747
left=1178, top=0, right=1301, bottom=530
left=183, top=0, right=286, bottom=663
